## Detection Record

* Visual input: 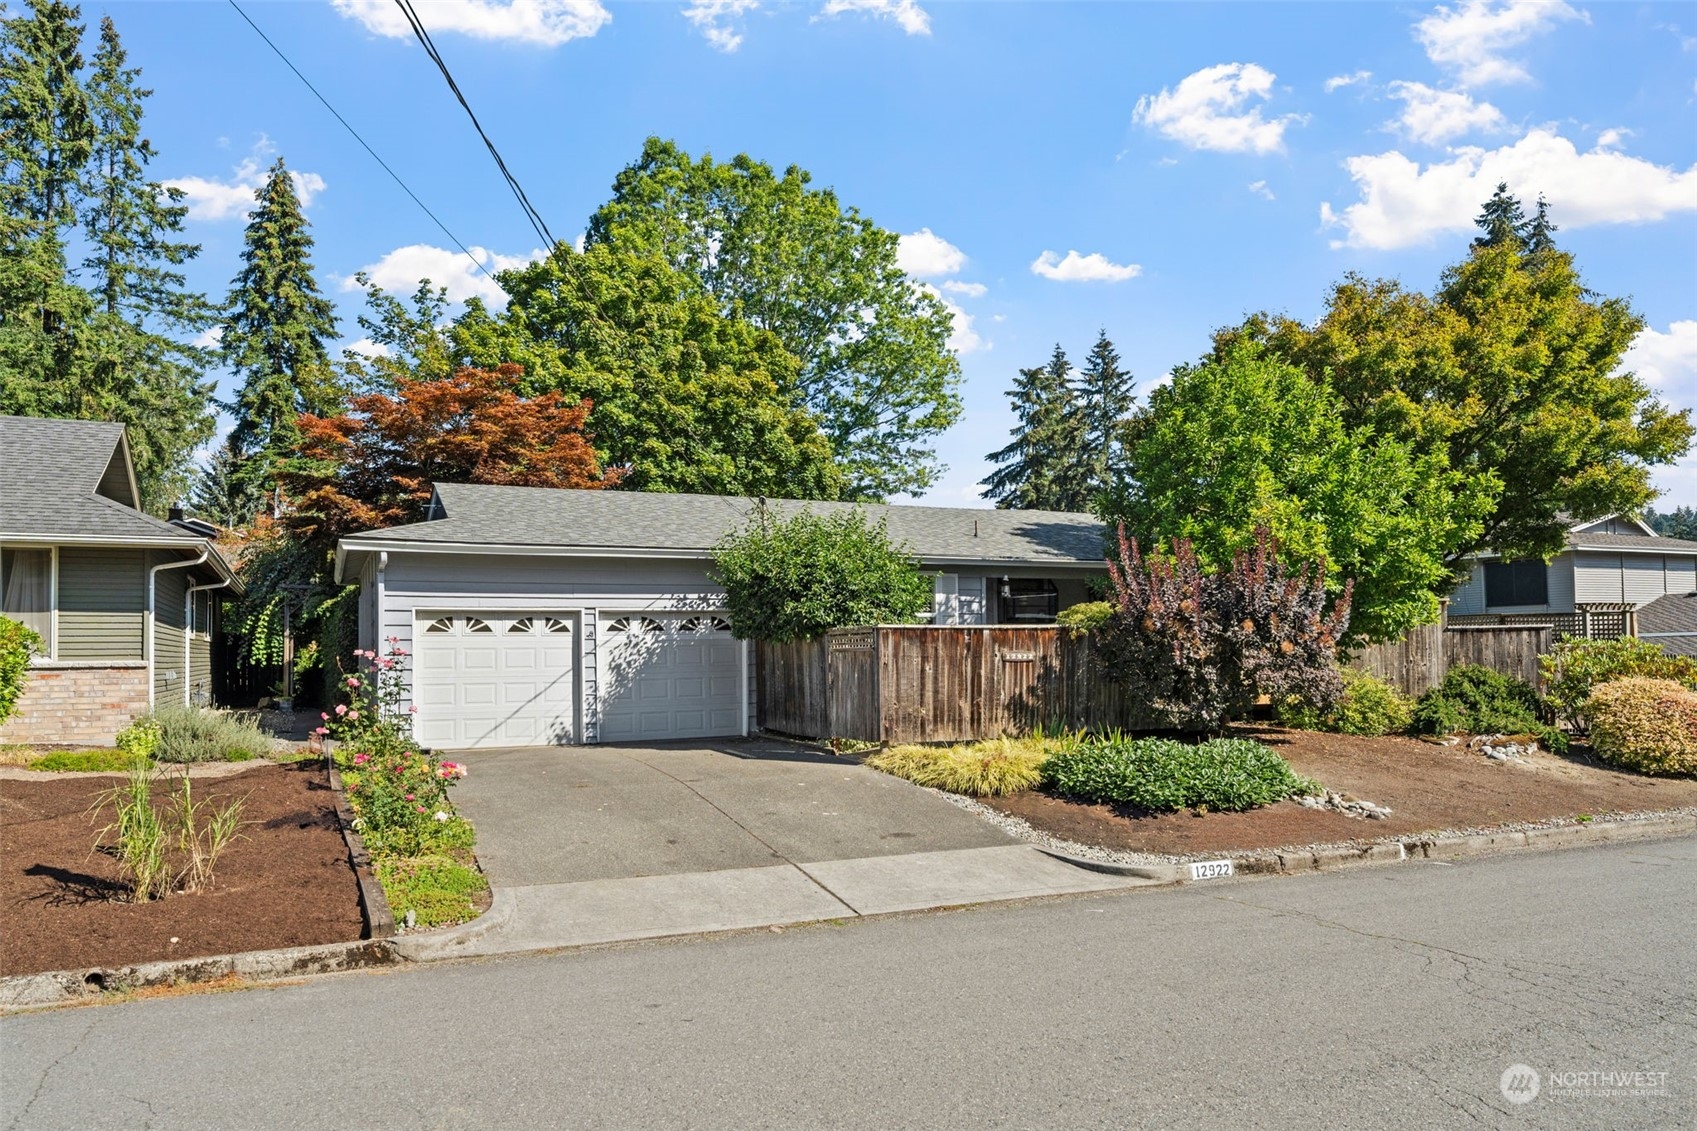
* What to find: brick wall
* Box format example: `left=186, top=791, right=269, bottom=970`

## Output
left=0, top=663, right=150, bottom=747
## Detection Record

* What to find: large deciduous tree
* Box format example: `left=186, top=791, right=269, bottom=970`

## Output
left=455, top=244, right=843, bottom=500
left=222, top=156, right=340, bottom=517
left=585, top=137, right=963, bottom=498
left=1105, top=343, right=1491, bottom=643
left=1215, top=187, right=1691, bottom=567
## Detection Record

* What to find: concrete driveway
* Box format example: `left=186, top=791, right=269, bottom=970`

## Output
left=419, top=739, right=1150, bottom=956
left=452, top=739, right=1015, bottom=887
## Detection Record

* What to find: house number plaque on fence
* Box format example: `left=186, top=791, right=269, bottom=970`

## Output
left=999, top=651, right=1037, bottom=662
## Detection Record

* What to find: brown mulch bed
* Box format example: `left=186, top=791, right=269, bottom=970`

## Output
left=0, top=762, right=365, bottom=977
left=984, top=726, right=1697, bottom=857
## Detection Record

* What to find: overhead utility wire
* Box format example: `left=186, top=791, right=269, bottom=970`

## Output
left=391, top=0, right=559, bottom=252
left=225, top=0, right=495, bottom=285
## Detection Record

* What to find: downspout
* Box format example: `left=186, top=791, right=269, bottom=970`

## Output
left=185, top=576, right=233, bottom=707
left=147, top=549, right=209, bottom=709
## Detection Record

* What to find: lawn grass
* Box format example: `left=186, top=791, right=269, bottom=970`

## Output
left=26, top=748, right=145, bottom=773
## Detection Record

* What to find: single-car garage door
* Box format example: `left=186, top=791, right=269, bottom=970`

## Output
left=599, top=614, right=743, bottom=742
left=416, top=614, right=576, bottom=749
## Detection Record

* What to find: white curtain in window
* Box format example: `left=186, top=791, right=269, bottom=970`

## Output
left=1, top=548, right=52, bottom=644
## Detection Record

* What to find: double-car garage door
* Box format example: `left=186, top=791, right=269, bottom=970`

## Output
left=415, top=611, right=742, bottom=750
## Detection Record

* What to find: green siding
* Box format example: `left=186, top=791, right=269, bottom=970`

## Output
left=58, top=548, right=145, bottom=660
left=153, top=568, right=187, bottom=704
left=189, top=633, right=213, bottom=706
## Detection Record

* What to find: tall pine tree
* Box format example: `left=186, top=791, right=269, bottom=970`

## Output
left=981, top=345, right=1085, bottom=510
left=221, top=156, right=339, bottom=516
left=1472, top=181, right=1527, bottom=251
left=1069, top=329, right=1136, bottom=508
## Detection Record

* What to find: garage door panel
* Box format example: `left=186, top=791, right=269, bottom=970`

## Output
left=417, top=614, right=577, bottom=750
left=601, top=614, right=741, bottom=741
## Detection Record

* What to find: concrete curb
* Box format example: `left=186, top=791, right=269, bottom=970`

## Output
left=0, top=939, right=399, bottom=1011
left=1034, top=849, right=1183, bottom=883
left=325, top=760, right=396, bottom=939
left=389, top=885, right=518, bottom=962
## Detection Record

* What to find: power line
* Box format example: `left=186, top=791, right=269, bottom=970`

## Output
left=391, top=0, right=559, bottom=252
left=225, top=0, right=496, bottom=286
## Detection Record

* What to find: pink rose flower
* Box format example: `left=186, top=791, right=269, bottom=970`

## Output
left=408, top=705, right=419, bottom=714
left=347, top=676, right=361, bottom=688
left=335, top=704, right=348, bottom=716
left=348, top=710, right=360, bottom=720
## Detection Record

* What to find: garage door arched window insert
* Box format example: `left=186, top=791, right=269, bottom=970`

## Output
left=425, top=617, right=455, bottom=634
left=607, top=616, right=664, bottom=635
left=679, top=616, right=734, bottom=634
left=508, top=617, right=573, bottom=635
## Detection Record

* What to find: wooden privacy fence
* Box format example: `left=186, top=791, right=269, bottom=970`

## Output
left=758, top=626, right=1152, bottom=745
left=1348, top=622, right=1552, bottom=698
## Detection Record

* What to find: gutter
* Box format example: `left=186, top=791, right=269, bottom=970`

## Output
left=147, top=550, right=209, bottom=709
left=334, top=538, right=1110, bottom=571
left=184, top=575, right=234, bottom=708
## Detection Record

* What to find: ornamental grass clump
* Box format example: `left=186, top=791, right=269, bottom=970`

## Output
left=1039, top=736, right=1316, bottom=814
left=1584, top=678, right=1697, bottom=777
left=143, top=707, right=270, bottom=763
left=866, top=737, right=1051, bottom=797
left=89, top=762, right=248, bottom=902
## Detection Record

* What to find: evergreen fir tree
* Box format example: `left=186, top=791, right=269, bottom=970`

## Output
left=188, top=433, right=268, bottom=529
left=1524, top=195, right=1558, bottom=257
left=1069, top=329, right=1136, bottom=508
left=221, top=156, right=340, bottom=507
left=1471, top=181, right=1527, bottom=252
left=981, top=345, right=1085, bottom=510
left=76, top=14, right=215, bottom=508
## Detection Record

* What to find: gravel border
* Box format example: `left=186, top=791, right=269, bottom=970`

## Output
left=926, top=785, right=1697, bottom=867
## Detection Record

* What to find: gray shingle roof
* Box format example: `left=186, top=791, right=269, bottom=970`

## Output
left=343, top=483, right=1110, bottom=565
left=1564, top=530, right=1697, bottom=553
left=0, top=415, right=198, bottom=543
left=1634, top=591, right=1697, bottom=642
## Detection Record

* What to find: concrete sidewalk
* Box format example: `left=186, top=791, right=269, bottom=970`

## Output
left=399, top=844, right=1157, bottom=959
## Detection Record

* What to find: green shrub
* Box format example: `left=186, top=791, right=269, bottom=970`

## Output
left=28, top=749, right=142, bottom=773
left=866, top=738, right=1051, bottom=796
left=0, top=615, right=41, bottom=726
left=1584, top=678, right=1697, bottom=777
left=116, top=718, right=163, bottom=761
left=144, top=707, right=271, bottom=763
left=376, top=854, right=489, bottom=928
left=1039, top=737, right=1316, bottom=813
left=1278, top=668, right=1414, bottom=736
left=1410, top=664, right=1566, bottom=752
left=1055, top=601, right=1113, bottom=635
left=339, top=746, right=471, bottom=856
left=709, top=508, right=933, bottom=642
left=1540, top=636, right=1697, bottom=731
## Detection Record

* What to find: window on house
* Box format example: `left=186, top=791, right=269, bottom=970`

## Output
left=998, top=578, right=1059, bottom=623
left=0, top=548, right=52, bottom=653
left=1483, top=560, right=1548, bottom=607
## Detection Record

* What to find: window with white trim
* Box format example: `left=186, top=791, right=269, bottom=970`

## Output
left=0, top=547, right=53, bottom=656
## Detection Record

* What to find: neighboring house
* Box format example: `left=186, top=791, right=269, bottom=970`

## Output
left=1631, top=592, right=1697, bottom=657
left=0, top=416, right=241, bottom=746
left=334, top=483, right=1108, bottom=750
left=1449, top=515, right=1697, bottom=619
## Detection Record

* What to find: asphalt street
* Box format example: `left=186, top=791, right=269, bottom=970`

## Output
left=4, top=838, right=1693, bottom=1130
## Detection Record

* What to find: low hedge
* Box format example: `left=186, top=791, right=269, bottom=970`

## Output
left=1040, top=737, right=1315, bottom=813
left=1540, top=636, right=1697, bottom=731
left=1585, top=678, right=1697, bottom=777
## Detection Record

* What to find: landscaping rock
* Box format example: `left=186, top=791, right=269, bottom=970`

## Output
left=1469, top=733, right=1540, bottom=761
left=1296, top=789, right=1393, bottom=820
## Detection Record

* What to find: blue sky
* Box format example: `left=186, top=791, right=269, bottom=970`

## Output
left=98, top=0, right=1697, bottom=506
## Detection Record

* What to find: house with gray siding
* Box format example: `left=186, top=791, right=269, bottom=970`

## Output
left=334, top=484, right=1108, bottom=750
left=0, top=416, right=240, bottom=746
left=1448, top=515, right=1697, bottom=619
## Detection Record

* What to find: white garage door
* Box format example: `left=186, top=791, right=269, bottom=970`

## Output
left=599, top=614, right=743, bottom=742
left=416, top=614, right=576, bottom=749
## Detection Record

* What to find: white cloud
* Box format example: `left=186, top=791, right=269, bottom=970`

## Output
left=1248, top=179, right=1276, bottom=200
left=347, top=243, right=548, bottom=305
left=817, top=0, right=930, bottom=35
left=1133, top=62, right=1301, bottom=154
left=919, top=284, right=983, bottom=353
left=343, top=338, right=392, bottom=360
left=941, top=280, right=987, bottom=298
left=1414, top=0, right=1586, bottom=86
left=1321, top=128, right=1697, bottom=250
left=331, top=0, right=609, bottom=46
left=1596, top=127, right=1631, bottom=149
left=1625, top=321, right=1697, bottom=402
left=1387, top=81, right=1507, bottom=145
left=1029, top=250, right=1141, bottom=283
left=1324, top=70, right=1372, bottom=93
left=897, top=228, right=967, bottom=277
left=166, top=154, right=326, bottom=222
left=191, top=326, right=223, bottom=349
left=683, top=0, right=759, bottom=51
